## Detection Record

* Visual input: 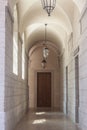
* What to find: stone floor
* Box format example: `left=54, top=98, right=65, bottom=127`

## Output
left=15, top=109, right=80, bottom=130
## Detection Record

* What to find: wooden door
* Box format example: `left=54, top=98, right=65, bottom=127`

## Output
left=75, top=55, right=79, bottom=123
left=37, top=72, right=51, bottom=107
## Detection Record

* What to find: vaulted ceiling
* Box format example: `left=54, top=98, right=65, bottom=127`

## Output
left=8, top=0, right=86, bottom=54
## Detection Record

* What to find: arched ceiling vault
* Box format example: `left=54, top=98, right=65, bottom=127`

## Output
left=18, top=2, right=73, bottom=34
left=8, top=0, right=86, bottom=54
left=25, top=23, right=67, bottom=53
left=29, top=41, right=60, bottom=58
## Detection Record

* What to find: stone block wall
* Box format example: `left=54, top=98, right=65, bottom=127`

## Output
left=4, top=6, right=28, bottom=130
left=0, top=1, right=7, bottom=130
left=68, top=56, right=75, bottom=121
left=61, top=4, right=87, bottom=130
left=59, top=32, right=75, bottom=118
left=79, top=7, right=87, bottom=130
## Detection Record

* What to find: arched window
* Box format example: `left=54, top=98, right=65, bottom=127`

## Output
left=22, top=33, right=25, bottom=79
left=13, top=5, right=18, bottom=75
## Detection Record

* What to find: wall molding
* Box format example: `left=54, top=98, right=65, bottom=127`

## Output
left=6, top=5, right=14, bottom=23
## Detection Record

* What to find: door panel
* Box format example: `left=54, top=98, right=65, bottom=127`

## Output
left=37, top=72, right=51, bottom=107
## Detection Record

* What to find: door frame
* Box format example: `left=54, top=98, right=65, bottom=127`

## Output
left=75, top=55, right=79, bottom=123
left=34, top=69, right=54, bottom=108
left=66, top=66, right=68, bottom=114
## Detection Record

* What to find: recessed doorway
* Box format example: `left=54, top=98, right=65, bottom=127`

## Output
left=37, top=72, right=51, bottom=108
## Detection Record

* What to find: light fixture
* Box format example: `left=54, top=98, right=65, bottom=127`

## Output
left=43, top=47, right=49, bottom=59
left=41, top=58, right=47, bottom=69
left=41, top=0, right=56, bottom=16
left=43, top=24, right=49, bottom=59
left=41, top=24, right=49, bottom=69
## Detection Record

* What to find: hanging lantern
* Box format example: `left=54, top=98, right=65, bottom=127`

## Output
left=43, top=47, right=49, bottom=59
left=41, top=0, right=56, bottom=16
left=41, top=24, right=49, bottom=69
left=43, top=24, right=49, bottom=59
left=41, top=58, right=47, bottom=69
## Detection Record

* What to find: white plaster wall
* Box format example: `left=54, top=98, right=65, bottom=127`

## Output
left=4, top=6, right=28, bottom=130
left=28, top=46, right=60, bottom=110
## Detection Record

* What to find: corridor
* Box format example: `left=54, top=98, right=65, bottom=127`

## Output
left=15, top=110, right=80, bottom=130
left=1, top=0, right=87, bottom=130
